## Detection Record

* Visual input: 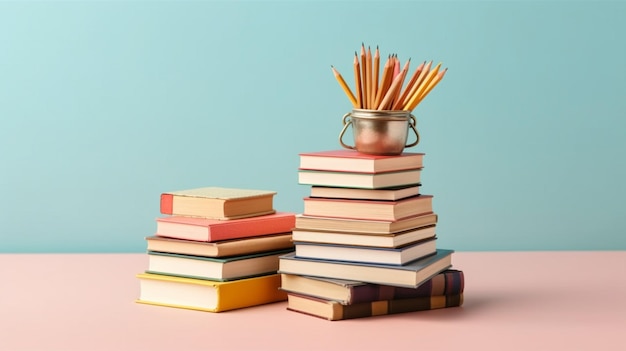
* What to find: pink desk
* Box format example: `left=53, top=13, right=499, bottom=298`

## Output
left=1, top=251, right=624, bottom=351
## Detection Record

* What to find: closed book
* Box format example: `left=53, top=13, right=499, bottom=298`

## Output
left=291, top=225, right=436, bottom=248
left=303, top=195, right=433, bottom=221
left=310, top=184, right=421, bottom=201
left=136, top=273, right=287, bottom=312
left=280, top=269, right=464, bottom=305
left=145, top=234, right=294, bottom=258
left=298, top=169, right=421, bottom=189
left=279, top=249, right=454, bottom=288
left=294, top=237, right=437, bottom=265
left=160, top=187, right=276, bottom=219
left=295, top=212, right=438, bottom=234
left=155, top=212, right=296, bottom=242
left=299, top=150, right=424, bottom=173
left=147, top=249, right=293, bottom=281
left=287, top=293, right=463, bottom=321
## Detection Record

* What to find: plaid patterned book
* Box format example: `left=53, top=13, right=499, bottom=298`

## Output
left=281, top=269, right=464, bottom=305
left=287, top=292, right=463, bottom=321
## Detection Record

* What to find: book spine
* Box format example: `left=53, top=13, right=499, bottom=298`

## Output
left=160, top=194, right=174, bottom=215
left=338, top=294, right=463, bottom=320
left=217, top=274, right=287, bottom=311
left=349, top=269, right=464, bottom=304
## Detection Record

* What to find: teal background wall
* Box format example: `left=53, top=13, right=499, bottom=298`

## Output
left=1, top=1, right=624, bottom=253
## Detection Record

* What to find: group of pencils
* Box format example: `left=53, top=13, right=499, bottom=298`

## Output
left=331, top=43, right=447, bottom=111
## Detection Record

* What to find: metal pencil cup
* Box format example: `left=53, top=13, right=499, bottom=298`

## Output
left=338, top=109, right=420, bottom=155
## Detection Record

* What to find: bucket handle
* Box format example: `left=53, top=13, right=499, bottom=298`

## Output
left=338, top=112, right=420, bottom=150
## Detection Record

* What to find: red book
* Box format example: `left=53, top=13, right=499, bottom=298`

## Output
left=299, top=150, right=424, bottom=173
left=156, top=212, right=296, bottom=242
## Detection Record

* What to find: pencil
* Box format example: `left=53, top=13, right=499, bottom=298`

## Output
left=415, top=67, right=447, bottom=104
left=373, top=55, right=392, bottom=109
left=372, top=46, right=380, bottom=108
left=360, top=44, right=367, bottom=109
left=402, top=60, right=432, bottom=110
left=406, top=62, right=441, bottom=111
left=390, top=57, right=410, bottom=109
left=395, top=61, right=425, bottom=110
left=378, top=58, right=410, bottom=110
left=331, top=65, right=358, bottom=107
left=354, top=52, right=363, bottom=108
left=365, top=46, right=372, bottom=109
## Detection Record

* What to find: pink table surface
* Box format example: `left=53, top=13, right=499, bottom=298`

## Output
left=1, top=251, right=625, bottom=351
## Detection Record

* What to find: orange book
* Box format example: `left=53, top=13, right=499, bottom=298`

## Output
left=156, top=212, right=296, bottom=242
left=302, top=195, right=433, bottom=221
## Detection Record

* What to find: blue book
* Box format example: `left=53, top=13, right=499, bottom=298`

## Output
left=278, top=249, right=454, bottom=288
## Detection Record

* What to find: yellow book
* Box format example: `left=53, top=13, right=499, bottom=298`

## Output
left=136, top=273, right=287, bottom=312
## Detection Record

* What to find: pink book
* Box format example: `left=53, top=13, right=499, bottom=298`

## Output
left=299, top=150, right=424, bottom=173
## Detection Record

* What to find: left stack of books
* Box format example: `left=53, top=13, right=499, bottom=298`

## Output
left=136, top=186, right=296, bottom=312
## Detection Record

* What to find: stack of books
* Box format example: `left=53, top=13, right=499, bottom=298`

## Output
left=136, top=187, right=296, bottom=312
left=278, top=150, right=463, bottom=320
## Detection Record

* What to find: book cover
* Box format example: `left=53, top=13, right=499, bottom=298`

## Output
left=302, top=195, right=433, bottom=221
left=310, top=184, right=421, bottom=201
left=299, top=150, right=424, bottom=173
left=294, top=237, right=437, bottom=265
left=155, top=212, right=296, bottom=242
left=291, top=225, right=436, bottom=248
left=294, top=212, right=438, bottom=234
left=147, top=249, right=293, bottom=281
left=286, top=292, right=463, bottom=321
left=136, top=273, right=287, bottom=312
left=279, top=249, right=454, bottom=288
left=298, top=168, right=421, bottom=189
left=145, top=233, right=294, bottom=258
left=160, top=187, right=276, bottom=219
left=280, top=269, right=464, bottom=305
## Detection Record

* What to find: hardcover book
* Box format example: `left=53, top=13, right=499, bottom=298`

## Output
left=160, top=187, right=276, bottom=219
left=291, top=225, right=436, bottom=248
left=145, top=233, right=294, bottom=258
left=286, top=292, right=463, bottom=321
left=294, top=237, right=437, bottom=265
left=279, top=249, right=454, bottom=288
left=294, top=212, right=438, bottom=234
left=298, top=168, right=421, bottom=189
left=280, top=269, right=464, bottom=305
left=310, top=184, right=421, bottom=201
left=136, top=273, right=287, bottom=312
left=302, top=195, right=433, bottom=221
left=147, top=249, right=293, bottom=281
left=155, top=212, right=296, bottom=242
left=299, top=150, right=424, bottom=173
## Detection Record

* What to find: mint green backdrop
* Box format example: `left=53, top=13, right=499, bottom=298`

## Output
left=1, top=1, right=624, bottom=253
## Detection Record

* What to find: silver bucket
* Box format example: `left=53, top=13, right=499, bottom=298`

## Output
left=338, top=109, right=420, bottom=155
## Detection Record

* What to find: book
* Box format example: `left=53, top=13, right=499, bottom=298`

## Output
left=147, top=249, right=293, bottom=281
left=303, top=195, right=433, bottom=221
left=160, top=187, right=276, bottom=219
left=136, top=273, right=286, bottom=312
left=295, top=212, right=438, bottom=234
left=279, top=249, right=454, bottom=288
left=298, top=168, right=421, bottom=189
left=286, top=292, right=463, bottom=321
left=294, top=237, right=436, bottom=265
left=310, top=184, right=421, bottom=201
left=291, top=225, right=436, bottom=248
left=280, top=269, right=464, bottom=305
left=145, top=233, right=294, bottom=258
left=299, top=150, right=424, bottom=173
left=155, top=212, right=295, bottom=242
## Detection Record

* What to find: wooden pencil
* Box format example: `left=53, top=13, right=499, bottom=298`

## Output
left=360, top=44, right=367, bottom=108
left=402, top=60, right=432, bottom=110
left=331, top=65, right=358, bottom=107
left=377, top=58, right=410, bottom=110
left=373, top=55, right=392, bottom=109
left=365, top=46, right=372, bottom=109
left=415, top=67, right=447, bottom=105
left=354, top=52, right=363, bottom=108
left=372, top=46, right=380, bottom=108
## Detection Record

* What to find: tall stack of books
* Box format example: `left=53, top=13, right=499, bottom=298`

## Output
left=136, top=187, right=296, bottom=312
left=278, top=150, right=463, bottom=320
